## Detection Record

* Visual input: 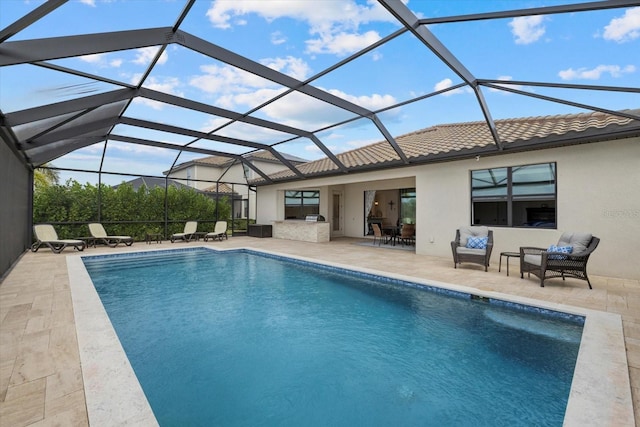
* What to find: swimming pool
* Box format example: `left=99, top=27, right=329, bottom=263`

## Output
left=81, top=248, right=584, bottom=426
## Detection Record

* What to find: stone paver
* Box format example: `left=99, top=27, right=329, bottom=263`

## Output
left=1, top=237, right=638, bottom=426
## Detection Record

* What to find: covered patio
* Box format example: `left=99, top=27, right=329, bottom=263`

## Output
left=1, top=237, right=638, bottom=426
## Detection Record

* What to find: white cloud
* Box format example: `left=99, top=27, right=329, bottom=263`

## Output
left=261, top=56, right=312, bottom=81
left=107, top=141, right=173, bottom=156
left=133, top=47, right=168, bottom=66
left=190, top=64, right=275, bottom=96
left=603, top=7, right=640, bottom=43
left=327, top=88, right=396, bottom=111
left=488, top=75, right=522, bottom=93
left=79, top=53, right=103, bottom=63
left=205, top=0, right=394, bottom=56
left=558, top=64, right=636, bottom=80
left=200, top=118, right=295, bottom=147
left=189, top=57, right=397, bottom=130
left=433, top=78, right=466, bottom=96
left=306, top=30, right=381, bottom=56
left=79, top=53, right=123, bottom=68
left=206, top=0, right=394, bottom=29
left=79, top=0, right=96, bottom=7
left=134, top=75, right=184, bottom=109
left=509, top=15, right=546, bottom=45
left=271, top=31, right=286, bottom=45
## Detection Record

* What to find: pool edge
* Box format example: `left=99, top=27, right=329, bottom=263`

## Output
left=67, top=246, right=634, bottom=426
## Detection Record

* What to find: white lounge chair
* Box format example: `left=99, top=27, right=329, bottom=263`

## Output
left=89, top=223, right=134, bottom=247
left=31, top=224, right=85, bottom=254
left=171, top=221, right=198, bottom=243
left=204, top=221, right=228, bottom=241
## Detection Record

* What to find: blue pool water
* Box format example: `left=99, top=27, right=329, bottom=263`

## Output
left=83, top=248, right=583, bottom=426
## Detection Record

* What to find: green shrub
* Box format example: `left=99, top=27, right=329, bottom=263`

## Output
left=33, top=180, right=232, bottom=241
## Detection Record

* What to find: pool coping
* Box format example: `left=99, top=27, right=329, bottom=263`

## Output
left=66, top=246, right=634, bottom=426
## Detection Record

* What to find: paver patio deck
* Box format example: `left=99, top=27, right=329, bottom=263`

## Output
left=1, top=236, right=638, bottom=426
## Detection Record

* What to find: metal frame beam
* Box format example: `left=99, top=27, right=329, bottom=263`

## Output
left=378, top=0, right=502, bottom=149
left=4, top=89, right=134, bottom=126
left=481, top=83, right=640, bottom=121
left=0, top=0, right=637, bottom=184
left=26, top=135, right=106, bottom=165
left=0, top=27, right=171, bottom=66
left=418, top=1, right=640, bottom=25
left=0, top=0, right=67, bottom=43
left=109, top=134, right=273, bottom=183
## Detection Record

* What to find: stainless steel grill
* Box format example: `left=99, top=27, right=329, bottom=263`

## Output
left=305, top=214, right=325, bottom=222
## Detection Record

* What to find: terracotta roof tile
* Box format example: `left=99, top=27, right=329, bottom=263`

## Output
left=202, top=182, right=236, bottom=194
left=255, top=109, right=638, bottom=183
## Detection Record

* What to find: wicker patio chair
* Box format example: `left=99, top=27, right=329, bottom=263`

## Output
left=451, top=226, right=493, bottom=271
left=371, top=223, right=385, bottom=246
left=399, top=223, right=415, bottom=246
left=520, top=232, right=600, bottom=289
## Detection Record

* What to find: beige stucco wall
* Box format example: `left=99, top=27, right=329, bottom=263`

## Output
left=256, top=137, right=640, bottom=280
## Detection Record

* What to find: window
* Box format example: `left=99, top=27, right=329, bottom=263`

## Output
left=285, top=190, right=319, bottom=219
left=186, top=167, right=192, bottom=186
left=400, top=188, right=416, bottom=224
left=471, top=162, right=556, bottom=228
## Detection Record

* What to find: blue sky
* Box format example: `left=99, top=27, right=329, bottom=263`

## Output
left=1, top=0, right=638, bottom=185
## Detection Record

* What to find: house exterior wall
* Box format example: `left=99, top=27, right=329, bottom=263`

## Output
left=169, top=159, right=304, bottom=221
left=256, top=137, right=640, bottom=280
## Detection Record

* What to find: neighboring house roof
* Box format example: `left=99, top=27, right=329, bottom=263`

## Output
left=167, top=150, right=308, bottom=174
left=113, top=177, right=193, bottom=191
left=252, top=109, right=640, bottom=184
left=201, top=182, right=238, bottom=196
left=115, top=176, right=241, bottom=199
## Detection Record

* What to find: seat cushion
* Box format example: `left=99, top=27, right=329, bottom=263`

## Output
left=557, top=232, right=592, bottom=254
left=459, top=226, right=489, bottom=247
left=456, top=247, right=486, bottom=256
left=524, top=254, right=542, bottom=266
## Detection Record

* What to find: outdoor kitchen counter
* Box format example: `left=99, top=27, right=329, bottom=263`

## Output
left=272, top=220, right=331, bottom=243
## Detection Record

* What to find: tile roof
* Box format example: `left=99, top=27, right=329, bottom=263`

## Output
left=254, top=109, right=640, bottom=183
left=171, top=149, right=308, bottom=173
left=113, top=177, right=193, bottom=191
left=202, top=182, right=237, bottom=195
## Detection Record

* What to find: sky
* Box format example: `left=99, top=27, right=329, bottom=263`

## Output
left=1, top=0, right=638, bottom=185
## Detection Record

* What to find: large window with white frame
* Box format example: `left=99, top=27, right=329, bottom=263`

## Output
left=471, top=162, right=556, bottom=228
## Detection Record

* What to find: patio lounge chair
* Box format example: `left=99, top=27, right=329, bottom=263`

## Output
left=89, top=223, right=133, bottom=247
left=451, top=226, right=493, bottom=271
left=520, top=232, right=600, bottom=289
left=31, top=224, right=85, bottom=254
left=204, top=221, right=228, bottom=241
left=171, top=221, right=198, bottom=243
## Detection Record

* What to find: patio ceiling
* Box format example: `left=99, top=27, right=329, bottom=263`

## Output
left=1, top=0, right=639, bottom=186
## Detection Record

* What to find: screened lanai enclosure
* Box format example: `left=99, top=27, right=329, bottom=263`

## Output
left=1, top=0, right=639, bottom=277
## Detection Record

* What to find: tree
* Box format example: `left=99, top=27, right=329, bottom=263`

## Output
left=33, top=164, right=60, bottom=189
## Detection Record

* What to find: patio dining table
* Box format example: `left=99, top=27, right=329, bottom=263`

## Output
left=382, top=226, right=401, bottom=246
